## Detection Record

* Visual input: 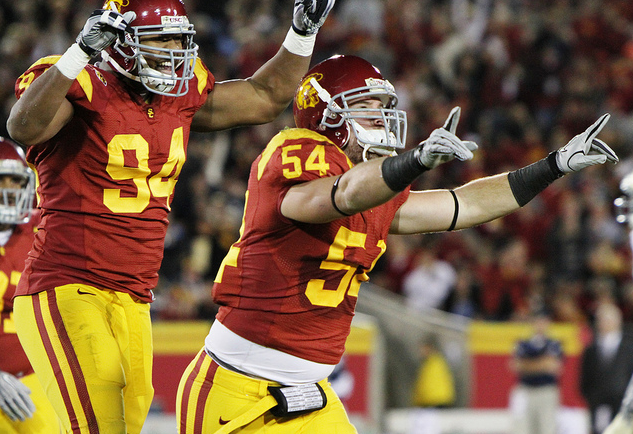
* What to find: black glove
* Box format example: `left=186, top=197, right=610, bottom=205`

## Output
left=292, top=0, right=336, bottom=36
left=76, top=9, right=136, bottom=57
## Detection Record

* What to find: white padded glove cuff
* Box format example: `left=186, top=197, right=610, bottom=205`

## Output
left=55, top=43, right=91, bottom=80
left=282, top=28, right=317, bottom=57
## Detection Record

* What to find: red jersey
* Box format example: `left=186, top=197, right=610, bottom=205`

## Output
left=0, top=212, right=39, bottom=376
left=13, top=57, right=215, bottom=302
left=213, top=129, right=409, bottom=365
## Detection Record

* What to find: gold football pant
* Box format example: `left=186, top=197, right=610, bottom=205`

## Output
left=14, top=284, right=153, bottom=434
left=177, top=349, right=358, bottom=434
left=0, top=372, right=62, bottom=434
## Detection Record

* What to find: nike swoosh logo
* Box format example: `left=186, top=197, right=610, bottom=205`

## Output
left=219, top=417, right=230, bottom=425
left=77, top=289, right=96, bottom=296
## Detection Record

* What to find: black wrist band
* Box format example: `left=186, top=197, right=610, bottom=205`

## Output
left=381, top=148, right=428, bottom=192
left=447, top=190, right=459, bottom=231
left=330, top=176, right=352, bottom=216
left=508, top=152, right=564, bottom=207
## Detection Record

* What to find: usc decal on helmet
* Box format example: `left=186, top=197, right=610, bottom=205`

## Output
left=295, top=73, right=324, bottom=111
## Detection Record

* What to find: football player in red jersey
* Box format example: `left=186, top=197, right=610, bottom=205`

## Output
left=5, top=0, right=335, bottom=432
left=0, top=138, right=60, bottom=433
left=176, top=54, right=618, bottom=434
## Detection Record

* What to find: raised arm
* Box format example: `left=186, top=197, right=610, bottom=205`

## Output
left=6, top=67, right=74, bottom=146
left=6, top=9, right=135, bottom=145
left=192, top=0, right=336, bottom=132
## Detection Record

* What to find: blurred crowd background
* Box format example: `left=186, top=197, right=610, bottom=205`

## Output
left=2, top=0, right=633, bottom=326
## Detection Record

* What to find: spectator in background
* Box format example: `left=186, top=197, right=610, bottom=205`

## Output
left=580, top=302, right=633, bottom=434
left=441, top=267, right=480, bottom=319
left=477, top=238, right=532, bottom=320
left=509, top=310, right=563, bottom=434
left=370, top=234, right=418, bottom=295
left=546, top=191, right=592, bottom=284
left=411, top=335, right=456, bottom=408
left=402, top=240, right=457, bottom=312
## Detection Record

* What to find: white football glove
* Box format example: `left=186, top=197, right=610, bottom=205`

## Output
left=555, top=113, right=619, bottom=173
left=76, top=9, right=136, bottom=57
left=415, top=107, right=478, bottom=169
left=0, top=371, right=35, bottom=422
left=292, top=0, right=336, bottom=35
left=603, top=413, right=633, bottom=434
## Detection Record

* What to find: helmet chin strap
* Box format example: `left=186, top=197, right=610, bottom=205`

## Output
left=137, top=55, right=176, bottom=93
left=101, top=51, right=141, bottom=82
left=350, top=120, right=398, bottom=161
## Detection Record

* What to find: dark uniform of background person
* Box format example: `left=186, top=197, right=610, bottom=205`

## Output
left=510, top=310, right=563, bottom=434
left=580, top=302, right=633, bottom=434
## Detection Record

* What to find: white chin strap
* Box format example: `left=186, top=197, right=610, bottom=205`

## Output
left=101, top=51, right=140, bottom=82
left=138, top=55, right=176, bottom=93
left=350, top=120, right=398, bottom=161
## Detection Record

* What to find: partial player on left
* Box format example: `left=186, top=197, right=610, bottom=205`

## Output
left=0, top=137, right=60, bottom=433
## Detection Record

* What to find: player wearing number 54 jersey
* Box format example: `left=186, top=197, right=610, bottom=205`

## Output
left=6, top=0, right=335, bottom=432
left=177, top=54, right=618, bottom=434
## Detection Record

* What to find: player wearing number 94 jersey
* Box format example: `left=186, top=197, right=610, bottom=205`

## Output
left=12, top=45, right=211, bottom=302
left=177, top=54, right=618, bottom=434
left=6, top=0, right=335, bottom=432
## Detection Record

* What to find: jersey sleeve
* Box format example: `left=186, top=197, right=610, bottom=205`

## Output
left=14, top=56, right=60, bottom=99
left=14, top=56, right=102, bottom=107
left=193, top=58, right=215, bottom=97
left=255, top=128, right=353, bottom=220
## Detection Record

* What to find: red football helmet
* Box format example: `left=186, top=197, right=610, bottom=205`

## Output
left=0, top=138, right=35, bottom=224
left=101, top=0, right=198, bottom=97
left=293, top=55, right=407, bottom=161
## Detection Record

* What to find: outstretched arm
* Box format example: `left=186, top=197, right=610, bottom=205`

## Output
left=281, top=108, right=475, bottom=222
left=192, top=0, right=336, bottom=132
left=391, top=113, right=618, bottom=234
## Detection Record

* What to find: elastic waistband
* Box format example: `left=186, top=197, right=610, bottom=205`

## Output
left=209, top=355, right=330, bottom=399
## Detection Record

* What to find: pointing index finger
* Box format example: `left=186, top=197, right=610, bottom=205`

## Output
left=442, top=106, right=461, bottom=135
left=585, top=113, right=611, bottom=142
